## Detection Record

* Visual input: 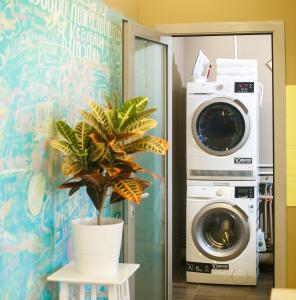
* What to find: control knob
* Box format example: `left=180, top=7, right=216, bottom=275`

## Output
left=216, top=188, right=225, bottom=196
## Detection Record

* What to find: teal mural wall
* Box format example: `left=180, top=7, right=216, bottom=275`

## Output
left=0, top=0, right=122, bottom=299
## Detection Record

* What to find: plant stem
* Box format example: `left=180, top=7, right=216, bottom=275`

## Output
left=97, top=186, right=108, bottom=225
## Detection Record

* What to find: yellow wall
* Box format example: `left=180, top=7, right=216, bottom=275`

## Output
left=103, top=0, right=138, bottom=21
left=287, top=85, right=296, bottom=206
left=104, top=0, right=296, bottom=287
left=138, top=0, right=296, bottom=84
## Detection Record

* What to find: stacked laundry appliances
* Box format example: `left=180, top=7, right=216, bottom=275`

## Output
left=186, top=80, right=260, bottom=285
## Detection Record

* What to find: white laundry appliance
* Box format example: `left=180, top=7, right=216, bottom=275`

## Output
left=186, top=81, right=260, bottom=181
left=186, top=181, right=258, bottom=285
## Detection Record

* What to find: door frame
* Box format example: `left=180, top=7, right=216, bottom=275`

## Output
left=156, top=21, right=286, bottom=288
left=123, top=20, right=173, bottom=300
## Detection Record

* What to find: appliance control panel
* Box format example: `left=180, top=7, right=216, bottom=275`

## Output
left=235, top=186, right=255, bottom=198
left=234, top=82, right=254, bottom=93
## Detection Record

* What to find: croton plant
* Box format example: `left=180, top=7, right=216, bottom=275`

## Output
left=50, top=95, right=169, bottom=225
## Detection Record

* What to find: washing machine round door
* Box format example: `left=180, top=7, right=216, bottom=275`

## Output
left=191, top=202, right=250, bottom=261
left=192, top=97, right=250, bottom=156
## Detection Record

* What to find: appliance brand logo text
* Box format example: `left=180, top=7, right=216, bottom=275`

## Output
left=234, top=157, right=252, bottom=164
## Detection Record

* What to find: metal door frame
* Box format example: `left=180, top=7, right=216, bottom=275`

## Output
left=156, top=21, right=286, bottom=288
left=123, top=20, right=173, bottom=300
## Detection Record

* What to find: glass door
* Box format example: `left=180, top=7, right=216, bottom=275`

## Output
left=191, top=202, right=250, bottom=261
left=123, top=22, right=172, bottom=300
left=192, top=98, right=250, bottom=156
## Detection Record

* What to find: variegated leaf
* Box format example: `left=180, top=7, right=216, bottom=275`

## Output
left=122, top=118, right=157, bottom=134
left=89, top=133, right=107, bottom=161
left=101, top=165, right=122, bottom=177
left=123, top=136, right=169, bottom=155
left=112, top=178, right=143, bottom=204
left=104, top=94, right=113, bottom=109
left=56, top=120, right=77, bottom=146
left=121, top=96, right=148, bottom=113
left=127, top=108, right=157, bottom=125
left=61, top=157, right=83, bottom=176
left=88, top=145, right=101, bottom=162
left=88, top=101, right=113, bottom=136
left=116, top=132, right=143, bottom=142
left=117, top=103, right=136, bottom=130
left=75, top=121, right=91, bottom=151
left=105, top=109, right=117, bottom=131
left=109, top=140, right=126, bottom=155
left=113, top=92, right=119, bottom=111
left=50, top=140, right=75, bottom=155
left=80, top=110, right=107, bottom=141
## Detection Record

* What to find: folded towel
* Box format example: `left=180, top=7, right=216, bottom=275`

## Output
left=216, top=66, right=257, bottom=76
left=217, top=74, right=258, bottom=82
left=216, top=58, right=257, bottom=68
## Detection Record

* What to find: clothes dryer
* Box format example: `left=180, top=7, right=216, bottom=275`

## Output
left=186, top=81, right=260, bottom=181
left=186, top=180, right=258, bottom=285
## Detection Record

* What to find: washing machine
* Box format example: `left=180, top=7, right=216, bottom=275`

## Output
left=186, top=180, right=258, bottom=285
left=186, top=81, right=260, bottom=181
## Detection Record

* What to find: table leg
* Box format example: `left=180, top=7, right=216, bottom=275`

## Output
left=108, top=284, right=119, bottom=300
left=124, top=280, right=130, bottom=300
left=60, top=282, right=69, bottom=300
left=91, top=284, right=97, bottom=300
left=79, top=284, right=85, bottom=300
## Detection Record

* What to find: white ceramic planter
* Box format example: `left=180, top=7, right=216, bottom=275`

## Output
left=71, top=217, right=123, bottom=276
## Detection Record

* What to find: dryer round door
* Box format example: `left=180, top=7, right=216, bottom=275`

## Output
left=191, top=202, right=250, bottom=261
left=192, top=97, right=250, bottom=156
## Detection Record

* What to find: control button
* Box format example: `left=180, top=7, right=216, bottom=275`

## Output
left=216, top=189, right=225, bottom=196
left=215, top=84, right=223, bottom=90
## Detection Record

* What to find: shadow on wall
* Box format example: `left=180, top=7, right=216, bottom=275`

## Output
left=172, top=55, right=187, bottom=279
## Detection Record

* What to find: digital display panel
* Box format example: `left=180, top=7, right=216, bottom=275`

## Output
left=235, top=186, right=255, bottom=198
left=234, top=82, right=254, bottom=93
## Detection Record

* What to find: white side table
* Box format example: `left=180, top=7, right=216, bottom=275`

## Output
left=47, top=261, right=139, bottom=300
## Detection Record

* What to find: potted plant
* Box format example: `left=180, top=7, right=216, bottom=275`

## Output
left=50, top=94, right=169, bottom=276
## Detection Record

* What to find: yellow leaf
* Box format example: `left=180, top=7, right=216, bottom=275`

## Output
left=112, top=179, right=143, bottom=204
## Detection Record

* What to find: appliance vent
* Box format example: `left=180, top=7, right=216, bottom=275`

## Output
left=190, top=170, right=253, bottom=177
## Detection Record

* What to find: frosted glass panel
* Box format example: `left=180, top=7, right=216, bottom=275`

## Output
left=134, top=38, right=166, bottom=300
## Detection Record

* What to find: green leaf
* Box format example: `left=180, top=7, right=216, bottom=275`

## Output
left=74, top=121, right=91, bottom=151
left=56, top=121, right=77, bottom=146
left=113, top=92, right=119, bottom=112
left=104, top=94, right=113, bottom=109
left=116, top=132, right=143, bottom=142
left=122, top=136, right=169, bottom=155
left=105, top=109, right=117, bottom=131
left=122, top=118, right=157, bottom=134
left=89, top=133, right=108, bottom=161
left=121, top=96, right=148, bottom=113
left=80, top=110, right=108, bottom=141
left=61, top=157, right=84, bottom=176
left=88, top=101, right=113, bottom=136
left=50, top=140, right=75, bottom=155
left=123, top=108, right=157, bottom=129
left=117, top=103, right=136, bottom=130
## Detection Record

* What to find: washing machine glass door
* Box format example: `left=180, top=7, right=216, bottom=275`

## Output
left=192, top=202, right=250, bottom=261
left=192, top=97, right=250, bottom=156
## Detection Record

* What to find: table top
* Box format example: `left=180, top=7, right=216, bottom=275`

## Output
left=47, top=262, right=140, bottom=285
left=270, top=288, right=296, bottom=300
